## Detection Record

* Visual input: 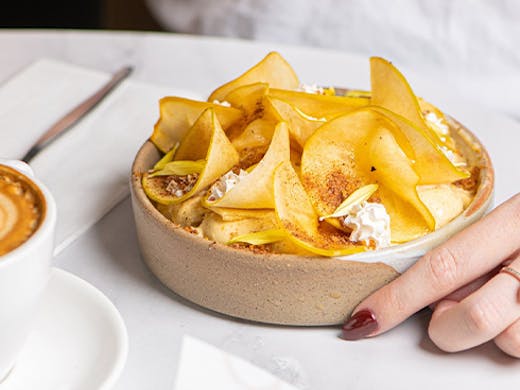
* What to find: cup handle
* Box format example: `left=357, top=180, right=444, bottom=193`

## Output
left=0, top=159, right=34, bottom=178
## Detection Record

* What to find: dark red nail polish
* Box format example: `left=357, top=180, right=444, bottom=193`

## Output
left=341, top=309, right=378, bottom=340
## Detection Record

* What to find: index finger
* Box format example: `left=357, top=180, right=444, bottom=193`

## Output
left=342, top=193, right=520, bottom=339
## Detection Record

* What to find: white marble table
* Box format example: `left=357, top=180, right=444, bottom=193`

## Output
left=1, top=30, right=519, bottom=389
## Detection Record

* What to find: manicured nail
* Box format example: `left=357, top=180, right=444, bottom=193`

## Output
left=341, top=309, right=378, bottom=341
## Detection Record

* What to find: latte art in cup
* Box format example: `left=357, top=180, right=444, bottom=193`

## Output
left=0, top=165, right=45, bottom=256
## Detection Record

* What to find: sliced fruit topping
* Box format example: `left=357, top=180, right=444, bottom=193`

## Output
left=369, top=106, right=469, bottom=184
left=268, top=88, right=368, bottom=120
left=320, top=184, right=379, bottom=220
left=208, top=51, right=299, bottom=102
left=149, top=160, right=205, bottom=178
left=143, top=52, right=475, bottom=255
left=369, top=57, right=468, bottom=182
left=264, top=97, right=325, bottom=149
left=223, top=82, right=269, bottom=122
left=151, top=97, right=242, bottom=153
left=143, top=108, right=239, bottom=205
left=206, top=121, right=290, bottom=209
left=301, top=109, right=434, bottom=243
left=231, top=118, right=277, bottom=167
left=199, top=209, right=278, bottom=244
left=273, top=160, right=365, bottom=257
left=152, top=142, right=178, bottom=171
left=227, top=229, right=287, bottom=245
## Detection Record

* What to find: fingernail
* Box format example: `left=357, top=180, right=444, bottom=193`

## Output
left=341, top=309, right=378, bottom=341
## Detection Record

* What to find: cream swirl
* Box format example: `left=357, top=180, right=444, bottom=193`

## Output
left=208, top=169, right=248, bottom=202
left=342, top=201, right=391, bottom=249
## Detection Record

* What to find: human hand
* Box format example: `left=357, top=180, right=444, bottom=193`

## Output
left=341, top=193, right=520, bottom=358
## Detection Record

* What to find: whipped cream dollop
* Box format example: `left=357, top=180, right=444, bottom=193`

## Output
left=424, top=111, right=449, bottom=136
left=440, top=146, right=467, bottom=167
left=342, top=201, right=391, bottom=249
left=297, top=83, right=325, bottom=95
left=208, top=169, right=248, bottom=201
left=212, top=99, right=231, bottom=107
left=424, top=112, right=466, bottom=167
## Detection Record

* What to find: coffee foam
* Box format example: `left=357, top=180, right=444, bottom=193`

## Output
left=0, top=193, right=19, bottom=239
left=0, top=165, right=45, bottom=256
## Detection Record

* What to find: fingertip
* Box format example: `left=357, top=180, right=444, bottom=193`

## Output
left=428, top=299, right=459, bottom=352
left=432, top=299, right=458, bottom=317
left=341, top=309, right=379, bottom=341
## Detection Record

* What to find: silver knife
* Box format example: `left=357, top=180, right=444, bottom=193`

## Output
left=21, top=65, right=133, bottom=163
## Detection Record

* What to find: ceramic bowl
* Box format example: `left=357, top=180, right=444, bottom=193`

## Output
left=130, top=117, right=494, bottom=326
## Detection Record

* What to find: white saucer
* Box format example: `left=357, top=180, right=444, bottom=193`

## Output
left=0, top=268, right=128, bottom=390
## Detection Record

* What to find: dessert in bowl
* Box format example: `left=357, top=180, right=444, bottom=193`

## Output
left=130, top=53, right=493, bottom=325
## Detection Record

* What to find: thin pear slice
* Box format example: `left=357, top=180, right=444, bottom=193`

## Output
left=370, top=57, right=435, bottom=139
left=223, top=82, right=269, bottom=121
left=156, top=193, right=207, bottom=227
left=228, top=229, right=287, bottom=245
left=208, top=121, right=290, bottom=209
left=268, top=88, right=368, bottom=119
left=152, top=142, right=179, bottom=171
left=209, top=207, right=275, bottom=222
left=273, top=161, right=365, bottom=256
left=320, top=184, right=379, bottom=220
left=227, top=229, right=314, bottom=255
left=301, top=110, right=383, bottom=216
left=344, top=89, right=371, bottom=99
left=208, top=51, right=299, bottom=102
left=232, top=117, right=275, bottom=150
left=201, top=212, right=312, bottom=255
left=370, top=57, right=467, bottom=182
left=151, top=97, right=243, bottom=153
left=301, top=109, right=434, bottom=241
left=199, top=210, right=278, bottom=244
left=265, top=97, right=325, bottom=149
left=231, top=118, right=277, bottom=167
left=149, top=160, right=205, bottom=177
left=370, top=106, right=469, bottom=184
left=368, top=127, right=435, bottom=241
left=143, top=108, right=239, bottom=205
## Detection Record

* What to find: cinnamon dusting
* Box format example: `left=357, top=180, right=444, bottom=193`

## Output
left=454, top=167, right=480, bottom=193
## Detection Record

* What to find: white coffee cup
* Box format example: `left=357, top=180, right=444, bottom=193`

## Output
left=0, top=159, right=56, bottom=381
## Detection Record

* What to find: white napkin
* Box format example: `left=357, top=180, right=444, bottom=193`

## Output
left=175, top=335, right=299, bottom=390
left=0, top=59, right=199, bottom=254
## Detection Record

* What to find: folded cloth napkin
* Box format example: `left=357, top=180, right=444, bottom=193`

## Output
left=175, top=335, right=299, bottom=390
left=0, top=59, right=198, bottom=254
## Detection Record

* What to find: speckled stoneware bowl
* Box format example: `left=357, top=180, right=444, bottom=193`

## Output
left=130, top=117, right=494, bottom=326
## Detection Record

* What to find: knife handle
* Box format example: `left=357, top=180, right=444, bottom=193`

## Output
left=21, top=66, right=133, bottom=163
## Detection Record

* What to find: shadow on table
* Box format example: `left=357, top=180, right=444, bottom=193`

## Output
left=94, top=196, right=329, bottom=331
left=416, top=307, right=520, bottom=366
